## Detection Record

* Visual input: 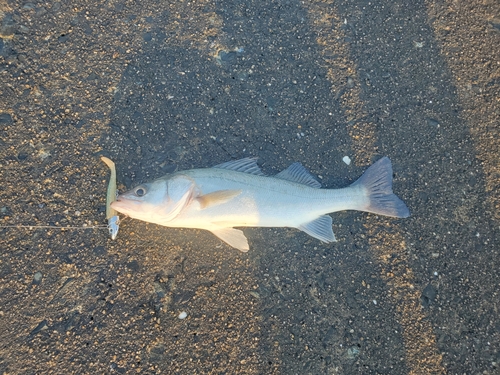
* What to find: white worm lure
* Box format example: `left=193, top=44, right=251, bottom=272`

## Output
left=101, top=156, right=120, bottom=240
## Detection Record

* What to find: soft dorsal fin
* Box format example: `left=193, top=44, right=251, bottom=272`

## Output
left=275, top=162, right=321, bottom=188
left=213, top=157, right=265, bottom=176
left=196, top=189, right=242, bottom=209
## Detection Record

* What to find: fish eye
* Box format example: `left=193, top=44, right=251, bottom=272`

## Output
left=134, top=186, right=147, bottom=197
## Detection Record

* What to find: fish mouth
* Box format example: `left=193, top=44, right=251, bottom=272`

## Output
left=110, top=200, right=123, bottom=210
left=110, top=196, right=137, bottom=212
left=112, top=195, right=131, bottom=204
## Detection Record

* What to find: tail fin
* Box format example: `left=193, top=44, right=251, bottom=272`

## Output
left=351, top=157, right=410, bottom=218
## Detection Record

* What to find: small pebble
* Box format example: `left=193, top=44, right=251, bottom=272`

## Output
left=0, top=113, right=13, bottom=124
left=249, top=291, right=260, bottom=299
left=178, top=311, right=187, bottom=320
left=342, top=156, right=351, bottom=165
left=347, top=346, right=360, bottom=359
left=33, top=271, right=43, bottom=285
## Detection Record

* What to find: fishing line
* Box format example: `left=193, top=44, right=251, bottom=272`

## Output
left=0, top=217, right=127, bottom=231
left=0, top=224, right=109, bottom=229
left=1, top=157, right=123, bottom=238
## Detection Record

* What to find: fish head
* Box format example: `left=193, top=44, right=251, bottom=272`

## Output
left=111, top=179, right=168, bottom=221
left=110, top=174, right=196, bottom=225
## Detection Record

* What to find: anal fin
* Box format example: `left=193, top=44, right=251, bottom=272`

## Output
left=210, top=227, right=250, bottom=252
left=298, top=215, right=336, bottom=243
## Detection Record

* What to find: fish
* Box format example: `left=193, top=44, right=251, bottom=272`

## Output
left=110, top=157, right=410, bottom=251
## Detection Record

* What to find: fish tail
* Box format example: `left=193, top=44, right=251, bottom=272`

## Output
left=351, top=157, right=410, bottom=218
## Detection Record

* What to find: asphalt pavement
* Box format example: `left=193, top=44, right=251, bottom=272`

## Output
left=0, top=0, right=499, bottom=374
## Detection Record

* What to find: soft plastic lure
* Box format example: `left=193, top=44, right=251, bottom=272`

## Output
left=101, top=156, right=120, bottom=240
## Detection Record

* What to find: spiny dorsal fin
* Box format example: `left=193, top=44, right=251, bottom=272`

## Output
left=298, top=215, right=336, bottom=243
left=275, top=162, right=321, bottom=188
left=213, top=157, right=265, bottom=176
left=196, top=189, right=242, bottom=209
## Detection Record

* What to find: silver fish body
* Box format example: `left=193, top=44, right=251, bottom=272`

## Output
left=111, top=157, right=409, bottom=251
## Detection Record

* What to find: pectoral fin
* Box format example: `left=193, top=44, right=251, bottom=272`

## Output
left=298, top=215, right=336, bottom=243
left=197, top=189, right=242, bottom=209
left=210, top=227, right=250, bottom=252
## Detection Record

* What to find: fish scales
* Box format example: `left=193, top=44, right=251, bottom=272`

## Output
left=174, top=168, right=364, bottom=228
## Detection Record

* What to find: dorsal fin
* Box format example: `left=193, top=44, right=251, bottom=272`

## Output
left=213, top=157, right=265, bottom=176
left=275, top=162, right=321, bottom=188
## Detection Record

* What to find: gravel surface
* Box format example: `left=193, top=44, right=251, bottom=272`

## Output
left=1, top=0, right=499, bottom=374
